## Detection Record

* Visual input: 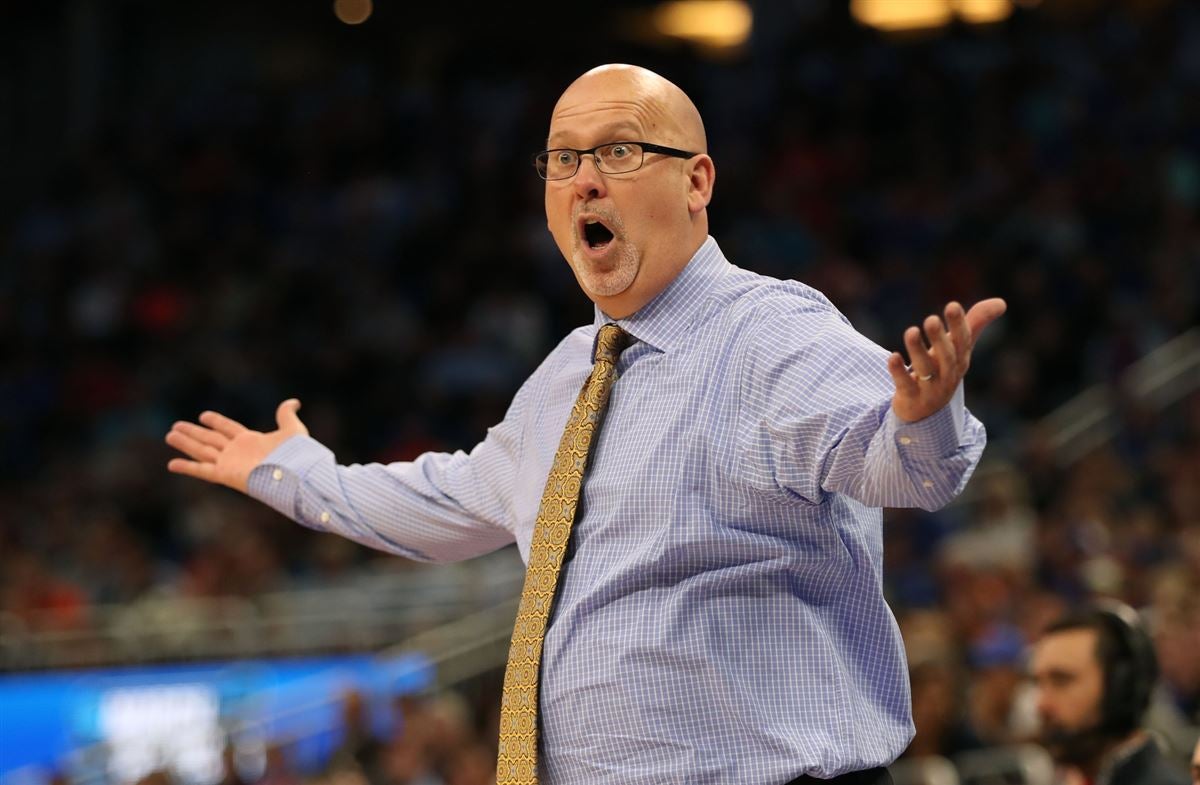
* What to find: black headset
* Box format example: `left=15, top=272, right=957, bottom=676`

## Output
left=1091, top=600, right=1159, bottom=735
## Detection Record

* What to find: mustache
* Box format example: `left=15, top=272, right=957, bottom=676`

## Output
left=573, top=204, right=624, bottom=232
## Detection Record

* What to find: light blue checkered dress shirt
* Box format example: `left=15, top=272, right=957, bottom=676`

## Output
left=249, top=236, right=986, bottom=785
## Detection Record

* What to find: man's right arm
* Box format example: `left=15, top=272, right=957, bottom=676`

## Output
left=246, top=428, right=518, bottom=564
left=166, top=397, right=519, bottom=564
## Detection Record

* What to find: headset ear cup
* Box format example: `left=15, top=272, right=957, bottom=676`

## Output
left=1126, top=625, right=1157, bottom=728
left=1095, top=603, right=1157, bottom=735
left=1103, top=656, right=1135, bottom=734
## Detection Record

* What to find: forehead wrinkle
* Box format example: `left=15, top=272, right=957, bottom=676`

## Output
left=548, top=102, right=677, bottom=150
left=547, top=121, right=644, bottom=148
left=555, top=98, right=649, bottom=116
left=551, top=99, right=653, bottom=129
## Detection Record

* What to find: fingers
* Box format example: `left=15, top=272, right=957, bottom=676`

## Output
left=171, top=421, right=228, bottom=450
left=945, top=301, right=969, bottom=360
left=893, top=297, right=1005, bottom=423
left=893, top=313, right=955, bottom=423
left=165, top=429, right=221, bottom=463
left=167, top=457, right=219, bottom=483
left=887, top=352, right=919, bottom=397
left=198, top=410, right=248, bottom=439
left=907, top=299, right=1002, bottom=381
left=904, top=326, right=936, bottom=380
left=924, top=313, right=957, bottom=377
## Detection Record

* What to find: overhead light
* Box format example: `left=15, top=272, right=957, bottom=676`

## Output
left=954, top=0, right=1013, bottom=24
left=851, top=0, right=953, bottom=32
left=653, top=0, right=753, bottom=49
left=333, top=0, right=373, bottom=25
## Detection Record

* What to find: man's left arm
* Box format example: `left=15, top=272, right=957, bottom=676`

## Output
left=822, top=299, right=1006, bottom=510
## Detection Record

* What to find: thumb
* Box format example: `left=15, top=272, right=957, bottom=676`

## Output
left=275, top=398, right=309, bottom=435
left=965, top=297, right=1007, bottom=347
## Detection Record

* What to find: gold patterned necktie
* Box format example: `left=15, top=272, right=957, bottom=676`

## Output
left=496, top=323, right=631, bottom=785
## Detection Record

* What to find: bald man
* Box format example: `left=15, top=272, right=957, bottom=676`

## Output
left=167, top=65, right=1005, bottom=785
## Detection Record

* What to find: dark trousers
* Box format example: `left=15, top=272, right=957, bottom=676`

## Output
left=784, top=766, right=893, bottom=785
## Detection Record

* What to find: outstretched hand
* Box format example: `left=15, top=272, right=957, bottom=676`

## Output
left=165, top=399, right=308, bottom=493
left=886, top=298, right=1006, bottom=423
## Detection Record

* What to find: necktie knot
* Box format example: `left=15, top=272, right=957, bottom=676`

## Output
left=594, top=323, right=630, bottom=366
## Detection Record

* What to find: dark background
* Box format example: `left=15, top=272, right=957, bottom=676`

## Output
left=1, top=0, right=1197, bottom=779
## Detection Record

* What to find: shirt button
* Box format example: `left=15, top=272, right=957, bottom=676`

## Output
left=272, top=469, right=284, bottom=481
left=320, top=511, right=331, bottom=524
left=899, top=436, right=913, bottom=446
left=923, top=480, right=934, bottom=489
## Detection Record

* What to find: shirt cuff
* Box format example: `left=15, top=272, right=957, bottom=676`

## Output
left=891, top=381, right=967, bottom=460
left=246, top=435, right=335, bottom=525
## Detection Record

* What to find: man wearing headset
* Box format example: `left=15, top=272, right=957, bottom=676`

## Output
left=1029, top=603, right=1189, bottom=785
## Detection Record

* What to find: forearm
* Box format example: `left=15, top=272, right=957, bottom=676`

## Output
left=248, top=435, right=516, bottom=563
left=821, top=383, right=986, bottom=510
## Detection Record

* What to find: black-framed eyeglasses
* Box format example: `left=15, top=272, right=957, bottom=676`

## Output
left=534, top=141, right=700, bottom=180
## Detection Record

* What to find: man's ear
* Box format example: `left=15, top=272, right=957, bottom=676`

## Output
left=686, top=155, right=715, bottom=215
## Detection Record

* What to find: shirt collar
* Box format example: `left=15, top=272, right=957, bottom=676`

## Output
left=592, top=236, right=730, bottom=354
left=1095, top=733, right=1153, bottom=785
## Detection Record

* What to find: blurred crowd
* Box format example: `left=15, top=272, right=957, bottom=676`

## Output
left=117, top=687, right=503, bottom=785
left=2, top=0, right=1199, bottom=779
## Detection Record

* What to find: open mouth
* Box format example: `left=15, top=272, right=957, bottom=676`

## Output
left=580, top=218, right=615, bottom=251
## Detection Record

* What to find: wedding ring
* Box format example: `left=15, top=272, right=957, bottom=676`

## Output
left=918, top=373, right=936, bottom=381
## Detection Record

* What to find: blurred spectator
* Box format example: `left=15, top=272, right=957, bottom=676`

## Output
left=421, top=693, right=476, bottom=778
left=377, top=735, right=441, bottom=785
left=1029, top=605, right=1189, bottom=785
left=257, top=745, right=302, bottom=785
left=327, top=690, right=388, bottom=785
left=215, top=745, right=250, bottom=785
left=1146, top=567, right=1200, bottom=759
left=938, top=464, right=1037, bottom=573
left=133, top=772, right=175, bottom=785
left=905, top=658, right=981, bottom=759
left=441, top=744, right=495, bottom=785
left=964, top=623, right=1034, bottom=748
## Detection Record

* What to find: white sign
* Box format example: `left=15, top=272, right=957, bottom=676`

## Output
left=98, top=684, right=224, bottom=785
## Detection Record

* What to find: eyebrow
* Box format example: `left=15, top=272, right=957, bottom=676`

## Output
left=546, top=122, right=643, bottom=148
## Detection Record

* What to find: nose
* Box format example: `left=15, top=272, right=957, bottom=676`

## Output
left=572, top=155, right=608, bottom=200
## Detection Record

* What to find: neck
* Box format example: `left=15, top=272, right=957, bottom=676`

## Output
left=592, top=233, right=707, bottom=319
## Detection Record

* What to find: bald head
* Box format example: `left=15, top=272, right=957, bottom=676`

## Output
left=542, top=63, right=716, bottom=319
left=550, top=64, right=707, bottom=154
